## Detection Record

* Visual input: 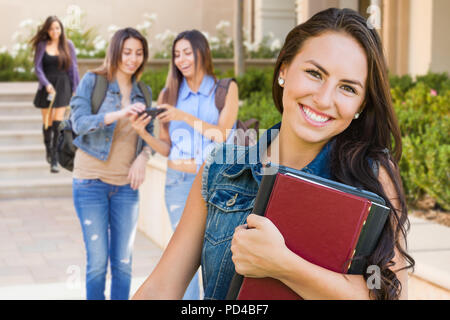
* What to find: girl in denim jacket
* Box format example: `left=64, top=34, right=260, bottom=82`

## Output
left=133, top=9, right=414, bottom=300
left=70, top=28, right=153, bottom=300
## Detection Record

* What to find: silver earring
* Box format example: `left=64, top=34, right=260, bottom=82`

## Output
left=354, top=112, right=360, bottom=119
left=278, top=77, right=285, bottom=86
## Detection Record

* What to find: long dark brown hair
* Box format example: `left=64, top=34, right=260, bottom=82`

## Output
left=163, top=29, right=216, bottom=106
left=272, top=8, right=414, bottom=300
left=30, top=16, right=72, bottom=70
left=91, top=27, right=149, bottom=81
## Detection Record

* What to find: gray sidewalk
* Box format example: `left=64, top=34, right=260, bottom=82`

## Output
left=0, top=197, right=162, bottom=299
left=408, top=216, right=450, bottom=293
left=1, top=196, right=449, bottom=299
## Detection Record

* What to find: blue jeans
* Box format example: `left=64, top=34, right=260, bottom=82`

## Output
left=73, top=179, right=139, bottom=300
left=165, top=167, right=201, bottom=300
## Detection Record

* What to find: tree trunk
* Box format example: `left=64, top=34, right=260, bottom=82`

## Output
left=234, top=0, right=245, bottom=76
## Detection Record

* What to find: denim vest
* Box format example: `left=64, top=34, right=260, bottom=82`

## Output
left=200, top=122, right=334, bottom=300
left=70, top=72, right=154, bottom=161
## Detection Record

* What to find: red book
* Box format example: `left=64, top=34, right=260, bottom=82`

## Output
left=236, top=170, right=378, bottom=300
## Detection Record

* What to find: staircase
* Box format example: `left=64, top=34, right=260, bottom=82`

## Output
left=0, top=82, right=72, bottom=199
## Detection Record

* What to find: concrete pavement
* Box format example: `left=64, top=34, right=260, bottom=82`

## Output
left=407, top=216, right=450, bottom=298
left=0, top=196, right=449, bottom=299
left=0, top=197, right=162, bottom=299
left=0, top=82, right=448, bottom=300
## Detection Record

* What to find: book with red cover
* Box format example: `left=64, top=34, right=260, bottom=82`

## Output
left=232, top=165, right=389, bottom=300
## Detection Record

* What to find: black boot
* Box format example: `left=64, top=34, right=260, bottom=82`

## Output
left=42, top=125, right=52, bottom=164
left=50, top=121, right=61, bottom=173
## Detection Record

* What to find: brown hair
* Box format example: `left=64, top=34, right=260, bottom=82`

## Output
left=30, top=16, right=72, bottom=71
left=272, top=8, right=414, bottom=300
left=91, top=27, right=148, bottom=81
left=163, top=30, right=216, bottom=106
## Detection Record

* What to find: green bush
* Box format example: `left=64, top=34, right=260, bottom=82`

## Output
left=393, top=78, right=450, bottom=211
left=415, top=72, right=450, bottom=93
left=140, top=66, right=274, bottom=103
left=0, top=51, right=36, bottom=81
left=214, top=68, right=235, bottom=80
left=390, top=72, right=450, bottom=101
left=238, top=91, right=281, bottom=130
left=401, top=124, right=449, bottom=211
left=140, top=68, right=169, bottom=101
left=235, top=67, right=273, bottom=100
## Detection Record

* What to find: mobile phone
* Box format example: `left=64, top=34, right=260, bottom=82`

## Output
left=138, top=107, right=167, bottom=118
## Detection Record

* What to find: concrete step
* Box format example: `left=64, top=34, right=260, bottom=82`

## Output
left=0, top=92, right=36, bottom=103
left=0, top=130, right=42, bottom=146
left=0, top=177, right=72, bottom=199
left=0, top=161, right=72, bottom=180
left=0, top=82, right=37, bottom=102
left=0, top=115, right=42, bottom=131
left=0, top=145, right=46, bottom=163
left=0, top=101, right=38, bottom=116
left=0, top=83, right=73, bottom=199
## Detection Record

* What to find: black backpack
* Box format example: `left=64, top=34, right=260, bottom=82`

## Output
left=161, top=78, right=259, bottom=146
left=57, top=74, right=152, bottom=171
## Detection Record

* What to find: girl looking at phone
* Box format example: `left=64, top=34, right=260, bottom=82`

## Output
left=70, top=28, right=153, bottom=300
left=129, top=29, right=239, bottom=299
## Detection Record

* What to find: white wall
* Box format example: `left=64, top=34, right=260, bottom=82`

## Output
left=0, top=0, right=235, bottom=52
left=254, top=0, right=296, bottom=44
left=339, top=0, right=359, bottom=10
left=430, top=0, right=450, bottom=74
left=408, top=0, right=433, bottom=77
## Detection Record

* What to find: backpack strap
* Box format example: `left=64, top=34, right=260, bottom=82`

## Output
left=91, top=75, right=152, bottom=114
left=137, top=81, right=152, bottom=108
left=91, top=74, right=108, bottom=114
left=159, top=87, right=169, bottom=105
left=214, top=78, right=236, bottom=113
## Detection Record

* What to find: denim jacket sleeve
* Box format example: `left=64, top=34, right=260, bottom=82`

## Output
left=67, top=40, right=80, bottom=93
left=70, top=72, right=109, bottom=136
left=34, top=41, right=50, bottom=89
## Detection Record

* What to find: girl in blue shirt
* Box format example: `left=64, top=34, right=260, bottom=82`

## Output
left=130, top=30, right=239, bottom=299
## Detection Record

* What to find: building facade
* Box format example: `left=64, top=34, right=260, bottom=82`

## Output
left=0, top=0, right=449, bottom=76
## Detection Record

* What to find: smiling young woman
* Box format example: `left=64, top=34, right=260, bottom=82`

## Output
left=70, top=28, right=154, bottom=300
left=274, top=31, right=368, bottom=169
left=133, top=8, right=414, bottom=301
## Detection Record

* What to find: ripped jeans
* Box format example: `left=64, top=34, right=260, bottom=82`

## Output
left=73, top=179, right=139, bottom=300
left=164, top=167, right=201, bottom=300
